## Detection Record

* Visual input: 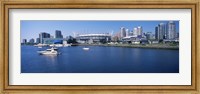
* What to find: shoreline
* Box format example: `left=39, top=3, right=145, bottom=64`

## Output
left=22, top=44, right=179, bottom=50
left=75, top=44, right=179, bottom=50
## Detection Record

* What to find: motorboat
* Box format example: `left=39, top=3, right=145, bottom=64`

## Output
left=49, top=44, right=55, bottom=47
left=38, top=47, right=60, bottom=55
left=46, top=47, right=58, bottom=51
left=49, top=44, right=63, bottom=47
left=54, top=44, right=63, bottom=47
left=63, top=43, right=71, bottom=47
left=49, top=43, right=71, bottom=47
left=83, top=47, right=89, bottom=51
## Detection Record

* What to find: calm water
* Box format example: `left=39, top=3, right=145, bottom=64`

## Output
left=21, top=45, right=179, bottom=73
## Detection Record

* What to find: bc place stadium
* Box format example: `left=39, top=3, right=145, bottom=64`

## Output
left=75, top=33, right=111, bottom=44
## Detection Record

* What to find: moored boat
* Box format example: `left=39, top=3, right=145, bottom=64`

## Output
left=38, top=47, right=60, bottom=55
left=83, top=47, right=89, bottom=51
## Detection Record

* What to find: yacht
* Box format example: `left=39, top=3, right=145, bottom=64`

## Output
left=63, top=43, right=72, bottom=47
left=46, top=47, right=58, bottom=51
left=49, top=44, right=63, bottom=47
left=38, top=47, right=60, bottom=55
left=54, top=44, right=63, bottom=47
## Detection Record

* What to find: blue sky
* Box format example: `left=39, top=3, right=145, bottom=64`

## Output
left=21, top=20, right=179, bottom=41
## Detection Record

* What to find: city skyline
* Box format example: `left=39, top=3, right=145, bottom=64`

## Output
left=21, top=20, right=179, bottom=41
left=21, top=21, right=179, bottom=73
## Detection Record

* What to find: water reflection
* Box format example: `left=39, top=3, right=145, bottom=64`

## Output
left=42, top=54, right=58, bottom=64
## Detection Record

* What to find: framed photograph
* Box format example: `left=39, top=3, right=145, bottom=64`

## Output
left=0, top=0, right=199, bottom=93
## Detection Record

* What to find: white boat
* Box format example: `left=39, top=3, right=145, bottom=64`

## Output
left=38, top=46, right=42, bottom=48
left=63, top=41, right=72, bottom=47
left=49, top=43, right=71, bottom=47
left=49, top=44, right=55, bottom=47
left=46, top=47, right=58, bottom=51
left=54, top=44, right=63, bottom=47
left=83, top=47, right=89, bottom=50
left=63, top=44, right=71, bottom=47
left=38, top=48, right=60, bottom=55
left=34, top=43, right=48, bottom=47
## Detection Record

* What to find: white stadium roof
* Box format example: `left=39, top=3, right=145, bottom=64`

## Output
left=78, top=33, right=111, bottom=37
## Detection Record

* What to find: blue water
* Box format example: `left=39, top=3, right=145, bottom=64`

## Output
left=21, top=45, right=179, bottom=73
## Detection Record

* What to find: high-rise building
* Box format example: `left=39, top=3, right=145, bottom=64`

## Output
left=159, top=23, right=165, bottom=40
left=50, top=36, right=54, bottom=38
left=129, top=30, right=133, bottom=36
left=133, top=26, right=143, bottom=37
left=112, top=31, right=121, bottom=42
left=39, top=32, right=50, bottom=44
left=66, top=36, right=73, bottom=40
left=155, top=26, right=159, bottom=40
left=155, top=23, right=166, bottom=40
left=125, top=29, right=129, bottom=37
left=137, top=26, right=143, bottom=36
left=167, top=21, right=176, bottom=39
left=55, top=30, right=63, bottom=38
left=146, top=32, right=154, bottom=40
left=29, top=38, right=35, bottom=44
left=133, top=27, right=138, bottom=36
left=22, top=39, right=27, bottom=44
left=120, top=27, right=126, bottom=38
left=176, top=32, right=179, bottom=39
left=36, top=38, right=40, bottom=44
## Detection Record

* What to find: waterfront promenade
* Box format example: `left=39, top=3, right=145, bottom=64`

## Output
left=23, top=42, right=179, bottom=50
left=76, top=43, right=179, bottom=50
